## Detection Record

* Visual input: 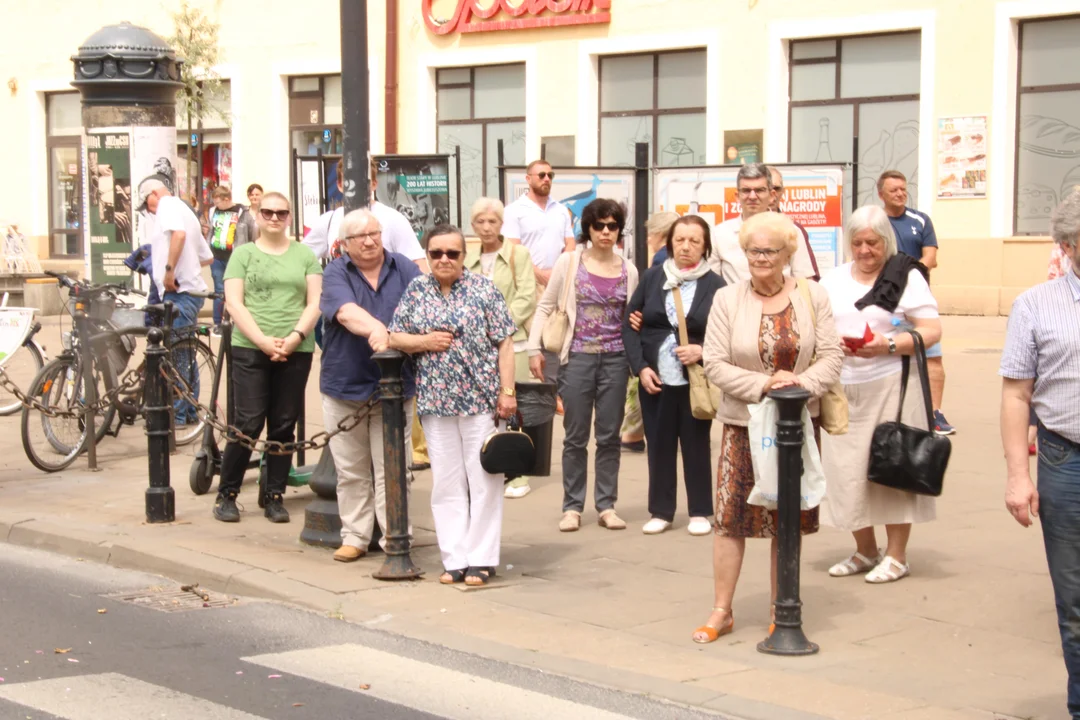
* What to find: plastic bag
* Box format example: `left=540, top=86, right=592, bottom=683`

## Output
left=517, top=381, right=557, bottom=426
left=746, top=398, right=826, bottom=510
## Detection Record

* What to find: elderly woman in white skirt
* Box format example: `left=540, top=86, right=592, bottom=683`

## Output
left=819, top=205, right=943, bottom=584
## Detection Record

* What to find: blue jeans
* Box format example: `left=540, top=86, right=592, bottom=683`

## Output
left=162, top=292, right=205, bottom=424
left=210, top=257, right=228, bottom=325
left=1037, top=425, right=1080, bottom=717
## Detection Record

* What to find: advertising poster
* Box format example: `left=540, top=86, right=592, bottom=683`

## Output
left=502, top=167, right=637, bottom=262
left=129, top=125, right=180, bottom=293
left=84, top=131, right=135, bottom=284
left=654, top=165, right=845, bottom=271
left=296, top=157, right=323, bottom=237
left=937, top=116, right=987, bottom=199
left=375, top=154, right=453, bottom=247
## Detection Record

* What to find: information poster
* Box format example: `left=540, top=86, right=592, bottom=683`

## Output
left=84, top=132, right=135, bottom=284
left=375, top=154, right=453, bottom=247
left=296, top=157, right=323, bottom=237
left=937, top=116, right=987, bottom=199
left=654, top=165, right=845, bottom=271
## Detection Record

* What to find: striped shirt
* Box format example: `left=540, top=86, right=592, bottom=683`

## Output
left=999, top=268, right=1080, bottom=443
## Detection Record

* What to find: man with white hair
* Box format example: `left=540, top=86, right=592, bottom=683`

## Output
left=319, top=208, right=422, bottom=563
left=1001, top=189, right=1080, bottom=717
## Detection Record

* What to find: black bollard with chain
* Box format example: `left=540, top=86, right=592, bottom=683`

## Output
left=144, top=327, right=174, bottom=523
left=758, top=385, right=818, bottom=656
left=372, top=350, right=422, bottom=580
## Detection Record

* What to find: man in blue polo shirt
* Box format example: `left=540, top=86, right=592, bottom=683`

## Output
left=320, top=208, right=422, bottom=563
left=879, top=169, right=954, bottom=435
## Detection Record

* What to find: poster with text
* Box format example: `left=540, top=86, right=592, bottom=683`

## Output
left=502, top=168, right=638, bottom=262
left=654, top=165, right=845, bottom=271
left=937, top=116, right=987, bottom=199
left=375, top=154, right=452, bottom=248
left=83, top=132, right=135, bottom=284
left=296, top=157, right=323, bottom=237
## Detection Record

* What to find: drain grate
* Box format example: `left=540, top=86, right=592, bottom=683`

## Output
left=104, top=585, right=238, bottom=612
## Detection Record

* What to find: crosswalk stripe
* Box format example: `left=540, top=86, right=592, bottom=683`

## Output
left=0, top=673, right=268, bottom=720
left=243, top=643, right=635, bottom=720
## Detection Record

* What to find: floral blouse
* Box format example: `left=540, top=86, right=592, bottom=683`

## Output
left=570, top=262, right=627, bottom=354
left=389, top=270, right=516, bottom=417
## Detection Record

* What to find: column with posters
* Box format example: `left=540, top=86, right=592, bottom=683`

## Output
left=654, top=165, right=845, bottom=271
left=375, top=155, right=452, bottom=248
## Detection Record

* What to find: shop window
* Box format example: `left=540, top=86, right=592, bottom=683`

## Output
left=598, top=50, right=706, bottom=168
left=289, top=75, right=344, bottom=209
left=46, top=92, right=82, bottom=258
left=177, top=81, right=233, bottom=210
left=1015, top=15, right=1080, bottom=235
left=787, top=32, right=921, bottom=211
left=436, top=64, right=526, bottom=224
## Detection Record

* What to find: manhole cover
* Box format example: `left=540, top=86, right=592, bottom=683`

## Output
left=104, top=586, right=238, bottom=612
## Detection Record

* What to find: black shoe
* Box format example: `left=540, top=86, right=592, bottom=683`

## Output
left=409, top=461, right=431, bottom=471
left=264, top=493, right=290, bottom=523
left=621, top=440, right=646, bottom=453
left=213, top=492, right=240, bottom=523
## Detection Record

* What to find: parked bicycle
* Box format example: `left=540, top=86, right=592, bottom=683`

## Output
left=0, top=292, right=46, bottom=416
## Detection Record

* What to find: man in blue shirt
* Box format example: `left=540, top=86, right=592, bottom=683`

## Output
left=879, top=170, right=954, bottom=436
left=320, top=208, right=422, bottom=563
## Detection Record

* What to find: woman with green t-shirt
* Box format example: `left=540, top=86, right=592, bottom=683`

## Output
left=214, top=191, right=323, bottom=524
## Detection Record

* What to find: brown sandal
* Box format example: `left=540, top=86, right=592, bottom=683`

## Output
left=440, top=569, right=466, bottom=585
left=692, top=607, right=734, bottom=644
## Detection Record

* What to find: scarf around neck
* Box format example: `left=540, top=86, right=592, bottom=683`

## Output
left=662, top=257, right=711, bottom=290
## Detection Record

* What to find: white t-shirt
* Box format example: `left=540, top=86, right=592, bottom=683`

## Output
left=709, top=215, right=816, bottom=284
left=819, top=262, right=939, bottom=385
left=301, top=201, right=425, bottom=261
left=150, top=195, right=209, bottom=296
left=501, top=194, right=573, bottom=271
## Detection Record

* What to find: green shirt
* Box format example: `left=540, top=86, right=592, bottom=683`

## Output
left=223, top=241, right=322, bottom=353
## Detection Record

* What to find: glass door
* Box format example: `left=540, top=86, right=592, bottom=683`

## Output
left=48, top=138, right=82, bottom=258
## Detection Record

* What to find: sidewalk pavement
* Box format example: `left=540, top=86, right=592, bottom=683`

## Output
left=0, top=316, right=1064, bottom=720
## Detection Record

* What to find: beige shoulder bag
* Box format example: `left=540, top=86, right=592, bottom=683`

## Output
left=796, top=278, right=848, bottom=435
left=672, top=286, right=720, bottom=420
left=541, top=252, right=578, bottom=353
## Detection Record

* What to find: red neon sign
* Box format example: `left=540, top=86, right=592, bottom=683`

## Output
left=424, top=0, right=612, bottom=35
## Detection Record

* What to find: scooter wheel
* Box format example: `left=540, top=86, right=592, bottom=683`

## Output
left=189, top=454, right=214, bottom=495
left=257, top=464, right=268, bottom=508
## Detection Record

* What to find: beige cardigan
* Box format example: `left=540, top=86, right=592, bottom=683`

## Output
left=702, top=280, right=843, bottom=426
left=527, top=247, right=640, bottom=364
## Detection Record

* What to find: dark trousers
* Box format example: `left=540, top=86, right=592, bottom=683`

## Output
left=640, top=383, right=713, bottom=521
left=1037, top=425, right=1080, bottom=718
left=219, top=348, right=312, bottom=496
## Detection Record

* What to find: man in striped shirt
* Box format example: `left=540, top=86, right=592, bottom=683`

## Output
left=1000, top=189, right=1080, bottom=717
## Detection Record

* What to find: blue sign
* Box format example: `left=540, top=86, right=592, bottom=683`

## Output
left=190, top=133, right=199, bottom=148
left=323, top=129, right=331, bottom=144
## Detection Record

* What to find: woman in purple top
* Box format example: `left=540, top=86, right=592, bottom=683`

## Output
left=528, top=199, right=640, bottom=532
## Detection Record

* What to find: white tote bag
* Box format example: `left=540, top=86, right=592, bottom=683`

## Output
left=747, top=398, right=827, bottom=510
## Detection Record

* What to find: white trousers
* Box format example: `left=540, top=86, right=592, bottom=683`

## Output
left=324, top=395, right=414, bottom=550
left=423, top=413, right=504, bottom=570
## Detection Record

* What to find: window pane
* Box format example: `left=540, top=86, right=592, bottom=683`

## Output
left=600, top=115, right=651, bottom=167
left=438, top=67, right=472, bottom=85
left=52, top=232, right=79, bottom=257
left=323, top=76, right=342, bottom=125
left=438, top=123, right=483, bottom=233
left=840, top=33, right=920, bottom=98
left=291, top=76, right=320, bottom=93
left=438, top=87, right=472, bottom=121
left=790, top=63, right=836, bottom=102
left=196, top=81, right=231, bottom=131
left=47, top=93, right=82, bottom=136
left=474, top=64, right=526, bottom=119
left=657, top=113, right=705, bottom=166
left=50, top=145, right=81, bottom=231
left=486, top=122, right=526, bottom=199
left=600, top=54, right=654, bottom=112
left=1017, top=90, right=1080, bottom=234
left=792, top=39, right=837, bottom=60
left=292, top=129, right=336, bottom=156
left=857, top=100, right=920, bottom=208
left=790, top=105, right=854, bottom=163
left=657, top=51, right=706, bottom=109
left=1021, top=17, right=1080, bottom=87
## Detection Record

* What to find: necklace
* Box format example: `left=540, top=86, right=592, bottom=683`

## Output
left=751, top=280, right=784, bottom=298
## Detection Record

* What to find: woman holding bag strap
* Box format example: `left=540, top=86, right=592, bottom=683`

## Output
left=622, top=215, right=725, bottom=536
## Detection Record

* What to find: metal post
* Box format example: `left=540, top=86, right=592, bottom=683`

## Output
left=145, top=327, right=175, bottom=523
left=851, top=135, right=859, bottom=215
left=340, top=0, right=371, bottom=212
left=758, top=385, right=818, bottom=656
left=496, top=140, right=505, bottom=205
left=296, top=404, right=306, bottom=467
left=74, top=309, right=98, bottom=472
left=163, top=300, right=176, bottom=454
left=633, top=142, right=649, bottom=275
left=372, top=350, right=422, bottom=580
left=455, top=145, right=464, bottom=223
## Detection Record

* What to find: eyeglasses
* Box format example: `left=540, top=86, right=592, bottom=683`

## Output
left=591, top=221, right=620, bottom=232
left=345, top=230, right=382, bottom=242
left=427, top=249, right=463, bottom=260
left=532, top=172, right=555, bottom=180
left=738, top=187, right=771, bottom=197
left=746, top=248, right=782, bottom=259
left=260, top=208, right=290, bottom=221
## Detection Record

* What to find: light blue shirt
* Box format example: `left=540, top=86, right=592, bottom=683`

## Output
left=657, top=279, right=698, bottom=387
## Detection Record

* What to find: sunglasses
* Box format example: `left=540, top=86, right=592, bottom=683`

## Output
left=427, top=249, right=462, bottom=260
left=533, top=172, right=555, bottom=180
left=591, top=221, right=620, bottom=233
left=260, top=208, right=290, bottom=221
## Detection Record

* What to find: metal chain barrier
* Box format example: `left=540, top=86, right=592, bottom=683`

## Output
left=0, top=361, right=142, bottom=419
left=161, top=359, right=375, bottom=455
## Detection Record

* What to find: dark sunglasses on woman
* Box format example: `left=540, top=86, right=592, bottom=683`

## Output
left=260, top=208, right=290, bottom=221
left=591, top=221, right=620, bottom=232
left=428, top=249, right=462, bottom=260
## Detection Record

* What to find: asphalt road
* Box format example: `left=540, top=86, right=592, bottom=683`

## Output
left=0, top=545, right=729, bottom=720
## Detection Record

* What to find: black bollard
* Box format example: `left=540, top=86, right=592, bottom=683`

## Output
left=144, top=327, right=175, bottom=523
left=758, top=385, right=818, bottom=656
left=371, top=350, right=422, bottom=580
left=74, top=309, right=99, bottom=472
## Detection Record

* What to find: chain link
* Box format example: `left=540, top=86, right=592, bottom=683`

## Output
left=0, top=358, right=142, bottom=420
left=162, top=360, right=375, bottom=455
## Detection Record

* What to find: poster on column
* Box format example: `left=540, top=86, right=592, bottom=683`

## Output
left=83, top=131, right=135, bottom=284
left=296, top=156, right=323, bottom=237
left=653, top=165, right=845, bottom=271
left=374, top=155, right=453, bottom=247
left=130, top=126, right=180, bottom=293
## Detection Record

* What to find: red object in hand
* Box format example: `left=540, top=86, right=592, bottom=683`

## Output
left=842, top=323, right=874, bottom=351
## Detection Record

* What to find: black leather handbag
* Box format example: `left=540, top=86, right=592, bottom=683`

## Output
left=867, top=330, right=951, bottom=497
left=479, top=412, right=535, bottom=478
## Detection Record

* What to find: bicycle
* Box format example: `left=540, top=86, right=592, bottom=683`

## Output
left=0, top=292, right=46, bottom=416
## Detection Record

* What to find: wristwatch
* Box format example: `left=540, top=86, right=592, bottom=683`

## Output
left=501, top=386, right=516, bottom=397
left=887, top=337, right=897, bottom=355
left=164, top=264, right=173, bottom=272
left=291, top=329, right=307, bottom=342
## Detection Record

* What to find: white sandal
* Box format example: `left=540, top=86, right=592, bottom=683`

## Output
left=828, top=551, right=882, bottom=577
left=865, top=555, right=910, bottom=584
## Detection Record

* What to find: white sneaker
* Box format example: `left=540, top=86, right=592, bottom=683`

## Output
left=642, top=518, right=671, bottom=535
left=687, top=517, right=713, bottom=536
left=504, top=483, right=531, bottom=499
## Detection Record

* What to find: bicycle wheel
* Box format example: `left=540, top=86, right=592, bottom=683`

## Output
left=21, top=356, right=90, bottom=472
left=169, top=338, right=219, bottom=447
left=0, top=340, right=45, bottom=416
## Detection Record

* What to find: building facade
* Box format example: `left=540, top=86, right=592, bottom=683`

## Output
left=2, top=0, right=1076, bottom=314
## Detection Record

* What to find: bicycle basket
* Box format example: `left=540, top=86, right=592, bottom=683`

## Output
left=68, top=294, right=116, bottom=323
left=109, top=306, right=146, bottom=330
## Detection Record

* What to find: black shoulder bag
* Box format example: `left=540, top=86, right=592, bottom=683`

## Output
left=867, top=330, right=951, bottom=497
